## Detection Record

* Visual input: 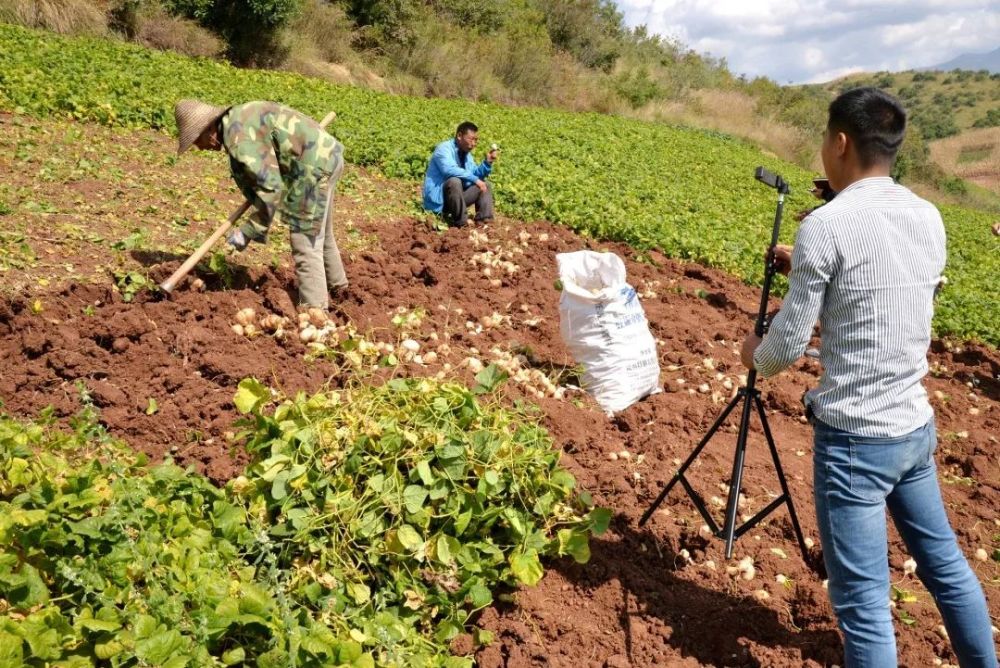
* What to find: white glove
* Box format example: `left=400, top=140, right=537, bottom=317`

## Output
left=226, top=228, right=248, bottom=251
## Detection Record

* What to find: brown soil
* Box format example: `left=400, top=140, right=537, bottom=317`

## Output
left=1, top=214, right=997, bottom=667
left=0, top=114, right=997, bottom=667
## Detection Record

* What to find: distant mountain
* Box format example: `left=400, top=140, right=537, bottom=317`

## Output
left=923, top=47, right=1000, bottom=74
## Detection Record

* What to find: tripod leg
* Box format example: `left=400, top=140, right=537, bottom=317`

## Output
left=721, top=390, right=756, bottom=559
left=754, top=393, right=809, bottom=560
left=638, top=391, right=745, bottom=527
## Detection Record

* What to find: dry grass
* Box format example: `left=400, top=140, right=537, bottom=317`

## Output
left=136, top=4, right=223, bottom=59
left=930, top=127, right=1000, bottom=194
left=284, top=53, right=390, bottom=92
left=0, top=0, right=107, bottom=35
left=290, top=0, right=353, bottom=65
left=545, top=52, right=624, bottom=114
left=630, top=89, right=816, bottom=168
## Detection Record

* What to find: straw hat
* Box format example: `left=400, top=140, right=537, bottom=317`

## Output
left=174, top=99, right=228, bottom=155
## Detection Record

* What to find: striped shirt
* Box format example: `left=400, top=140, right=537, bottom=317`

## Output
left=753, top=176, right=946, bottom=437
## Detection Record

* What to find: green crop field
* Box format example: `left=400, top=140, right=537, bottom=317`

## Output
left=0, top=376, right=607, bottom=667
left=0, top=23, right=996, bottom=347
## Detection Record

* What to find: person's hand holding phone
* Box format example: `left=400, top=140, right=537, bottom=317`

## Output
left=811, top=178, right=830, bottom=200
left=487, top=143, right=500, bottom=164
left=811, top=177, right=836, bottom=203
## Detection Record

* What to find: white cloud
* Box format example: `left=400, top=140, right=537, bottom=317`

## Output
left=614, top=0, right=1000, bottom=83
left=804, top=48, right=825, bottom=69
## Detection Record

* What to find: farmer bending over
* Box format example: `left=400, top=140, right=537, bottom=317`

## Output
left=174, top=99, right=347, bottom=309
left=423, top=121, right=499, bottom=227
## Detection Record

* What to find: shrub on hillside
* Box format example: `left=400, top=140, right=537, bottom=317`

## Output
left=108, top=0, right=223, bottom=57
left=911, top=110, right=960, bottom=140
left=614, top=66, right=663, bottom=108
left=972, top=108, right=1000, bottom=129
left=166, top=0, right=301, bottom=66
left=342, top=0, right=418, bottom=48
left=540, top=0, right=623, bottom=72
left=388, top=18, right=500, bottom=102
left=490, top=20, right=556, bottom=104
left=874, top=72, right=895, bottom=87
left=433, top=0, right=508, bottom=33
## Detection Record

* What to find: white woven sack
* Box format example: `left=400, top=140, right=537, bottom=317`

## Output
left=557, top=250, right=661, bottom=414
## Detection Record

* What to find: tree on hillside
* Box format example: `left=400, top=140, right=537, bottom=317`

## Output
left=535, top=0, right=623, bottom=71
left=166, top=0, right=301, bottom=65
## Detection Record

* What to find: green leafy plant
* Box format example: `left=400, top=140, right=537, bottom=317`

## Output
left=0, top=370, right=608, bottom=666
left=206, top=249, right=235, bottom=287
left=112, top=270, right=155, bottom=302
left=232, top=373, right=609, bottom=661
left=0, top=410, right=368, bottom=667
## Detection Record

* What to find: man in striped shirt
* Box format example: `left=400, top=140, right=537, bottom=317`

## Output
left=741, top=87, right=997, bottom=667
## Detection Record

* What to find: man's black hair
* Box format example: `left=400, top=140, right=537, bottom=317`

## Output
left=456, top=121, right=478, bottom=136
left=828, top=87, right=906, bottom=167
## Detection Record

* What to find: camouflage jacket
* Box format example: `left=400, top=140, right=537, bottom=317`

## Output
left=221, top=101, right=343, bottom=238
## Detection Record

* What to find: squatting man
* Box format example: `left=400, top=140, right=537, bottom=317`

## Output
left=422, top=121, right=500, bottom=227
left=740, top=87, right=996, bottom=668
left=175, top=99, right=348, bottom=310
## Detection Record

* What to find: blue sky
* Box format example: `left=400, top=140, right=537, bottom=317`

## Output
left=613, top=0, right=1000, bottom=84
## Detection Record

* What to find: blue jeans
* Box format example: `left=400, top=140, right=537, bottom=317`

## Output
left=813, top=418, right=997, bottom=668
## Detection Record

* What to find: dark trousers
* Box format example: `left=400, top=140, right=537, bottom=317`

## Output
left=442, top=177, right=494, bottom=227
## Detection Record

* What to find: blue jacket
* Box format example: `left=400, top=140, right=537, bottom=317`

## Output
left=422, top=138, right=493, bottom=213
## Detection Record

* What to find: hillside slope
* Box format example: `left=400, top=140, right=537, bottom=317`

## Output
left=926, top=46, right=1000, bottom=74
left=818, top=69, right=1000, bottom=140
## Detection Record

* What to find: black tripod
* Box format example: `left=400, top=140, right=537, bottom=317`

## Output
left=639, top=166, right=808, bottom=561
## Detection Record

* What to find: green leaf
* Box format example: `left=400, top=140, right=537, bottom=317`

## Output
left=0, top=630, right=23, bottom=665
left=557, top=529, right=591, bottom=564
left=222, top=648, right=246, bottom=665
left=145, top=397, right=158, bottom=415
left=503, top=508, right=526, bottom=536
left=20, top=610, right=62, bottom=660
left=397, top=524, right=423, bottom=551
left=891, top=585, right=918, bottom=603
left=472, top=364, right=509, bottom=394
left=509, top=549, right=544, bottom=586
left=271, top=471, right=290, bottom=500
left=233, top=378, right=270, bottom=414
left=436, top=534, right=459, bottom=565
left=467, top=582, right=492, bottom=608
left=346, top=581, right=371, bottom=605
left=135, top=627, right=184, bottom=664
left=94, top=638, right=125, bottom=660
left=403, top=484, right=428, bottom=514
left=454, top=509, right=473, bottom=536
left=588, top=507, right=612, bottom=536
left=79, top=617, right=122, bottom=633
left=550, top=469, right=576, bottom=491
left=416, top=459, right=435, bottom=485
left=10, top=563, right=49, bottom=607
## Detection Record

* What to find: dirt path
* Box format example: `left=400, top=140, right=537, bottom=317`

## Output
left=0, top=115, right=997, bottom=667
